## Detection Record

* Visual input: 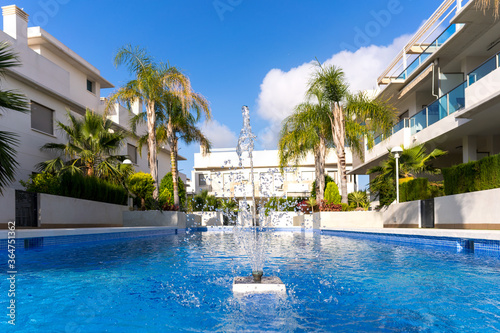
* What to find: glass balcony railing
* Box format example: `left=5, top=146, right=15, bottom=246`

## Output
left=468, top=54, right=499, bottom=86
left=372, top=43, right=500, bottom=147
left=372, top=118, right=409, bottom=147
left=410, top=82, right=465, bottom=135
left=398, top=24, right=457, bottom=80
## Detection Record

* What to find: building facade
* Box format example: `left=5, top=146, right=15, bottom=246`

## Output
left=191, top=147, right=358, bottom=201
left=351, top=0, right=500, bottom=176
left=0, top=5, right=184, bottom=190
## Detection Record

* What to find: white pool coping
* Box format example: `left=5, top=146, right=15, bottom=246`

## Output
left=0, top=226, right=179, bottom=239
left=1, top=226, right=500, bottom=242
left=323, top=228, right=500, bottom=241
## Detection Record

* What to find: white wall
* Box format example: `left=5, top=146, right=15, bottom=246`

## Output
left=316, top=211, right=383, bottom=229
left=382, top=201, right=421, bottom=228
left=123, top=211, right=186, bottom=228
left=0, top=188, right=16, bottom=224
left=40, top=194, right=127, bottom=227
left=190, top=211, right=224, bottom=226
left=435, top=188, right=500, bottom=228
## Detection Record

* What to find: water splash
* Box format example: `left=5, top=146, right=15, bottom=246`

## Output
left=234, top=106, right=266, bottom=273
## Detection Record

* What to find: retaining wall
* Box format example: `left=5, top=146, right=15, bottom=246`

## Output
left=434, top=188, right=500, bottom=229
left=123, top=211, right=186, bottom=228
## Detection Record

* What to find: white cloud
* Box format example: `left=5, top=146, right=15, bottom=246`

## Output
left=256, top=33, right=412, bottom=149
left=201, top=119, right=238, bottom=148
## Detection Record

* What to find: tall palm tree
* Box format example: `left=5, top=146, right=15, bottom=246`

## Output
left=134, top=98, right=211, bottom=208
left=108, top=45, right=189, bottom=199
left=0, top=42, right=29, bottom=194
left=163, top=89, right=211, bottom=207
left=278, top=88, right=332, bottom=202
left=368, top=144, right=447, bottom=206
left=39, top=110, right=128, bottom=181
left=309, top=62, right=395, bottom=203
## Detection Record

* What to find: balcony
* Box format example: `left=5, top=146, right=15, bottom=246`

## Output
left=374, top=118, right=409, bottom=145
left=410, top=82, right=465, bottom=135
left=398, top=24, right=458, bottom=81
left=372, top=48, right=500, bottom=148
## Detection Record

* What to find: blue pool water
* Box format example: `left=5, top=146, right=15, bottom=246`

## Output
left=2, top=231, right=500, bottom=332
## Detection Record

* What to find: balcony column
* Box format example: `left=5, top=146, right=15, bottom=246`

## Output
left=486, top=135, right=500, bottom=155
left=462, top=135, right=477, bottom=163
left=457, top=0, right=462, bottom=11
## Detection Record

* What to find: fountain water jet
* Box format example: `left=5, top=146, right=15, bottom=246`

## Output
left=232, top=106, right=286, bottom=295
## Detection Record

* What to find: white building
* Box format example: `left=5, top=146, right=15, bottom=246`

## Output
left=351, top=0, right=500, bottom=176
left=0, top=5, right=185, bottom=189
left=191, top=147, right=358, bottom=201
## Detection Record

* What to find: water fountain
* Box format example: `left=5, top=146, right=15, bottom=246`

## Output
left=232, top=106, right=286, bottom=295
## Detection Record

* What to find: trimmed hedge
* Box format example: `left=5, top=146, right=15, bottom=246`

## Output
left=400, top=178, right=429, bottom=202
left=443, top=153, right=500, bottom=195
left=22, top=172, right=127, bottom=205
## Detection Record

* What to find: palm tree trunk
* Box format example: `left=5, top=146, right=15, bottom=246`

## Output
left=330, top=103, right=348, bottom=204
left=167, top=121, right=180, bottom=207
left=314, top=136, right=327, bottom=202
left=146, top=102, right=158, bottom=199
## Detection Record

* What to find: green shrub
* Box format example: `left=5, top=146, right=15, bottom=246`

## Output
left=443, top=153, right=500, bottom=195
left=159, top=172, right=186, bottom=209
left=340, top=203, right=351, bottom=211
left=311, top=175, right=334, bottom=199
left=400, top=178, right=430, bottom=202
left=20, top=173, right=61, bottom=195
left=263, top=197, right=305, bottom=215
left=429, top=181, right=444, bottom=198
left=127, top=172, right=155, bottom=210
left=191, top=189, right=219, bottom=211
left=348, top=190, right=369, bottom=209
left=324, top=182, right=341, bottom=204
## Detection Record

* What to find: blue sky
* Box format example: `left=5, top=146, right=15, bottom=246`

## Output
left=19, top=0, right=438, bottom=185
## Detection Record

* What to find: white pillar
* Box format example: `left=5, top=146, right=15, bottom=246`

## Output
left=462, top=135, right=477, bottom=163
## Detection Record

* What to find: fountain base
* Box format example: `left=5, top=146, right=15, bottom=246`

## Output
left=232, top=276, right=286, bottom=295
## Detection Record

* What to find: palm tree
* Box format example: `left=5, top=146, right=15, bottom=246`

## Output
left=39, top=109, right=128, bottom=181
left=278, top=88, right=332, bottom=202
left=108, top=45, right=189, bottom=199
left=368, top=144, right=447, bottom=206
left=478, top=0, right=499, bottom=16
left=0, top=42, right=29, bottom=194
left=133, top=93, right=211, bottom=207
left=309, top=62, right=395, bottom=203
left=162, top=91, right=211, bottom=207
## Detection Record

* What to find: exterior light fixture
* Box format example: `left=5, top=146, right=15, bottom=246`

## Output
left=391, top=146, right=403, bottom=204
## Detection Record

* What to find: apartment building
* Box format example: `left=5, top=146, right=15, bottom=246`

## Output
left=191, top=147, right=358, bottom=201
left=351, top=0, right=500, bottom=176
left=0, top=5, right=183, bottom=189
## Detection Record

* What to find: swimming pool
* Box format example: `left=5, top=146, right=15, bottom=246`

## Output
left=2, top=231, right=500, bottom=332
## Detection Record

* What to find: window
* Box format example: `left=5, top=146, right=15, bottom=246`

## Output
left=127, top=143, right=137, bottom=164
left=302, top=171, right=315, bottom=181
left=87, top=79, right=95, bottom=93
left=198, top=174, right=207, bottom=186
left=31, top=101, right=54, bottom=135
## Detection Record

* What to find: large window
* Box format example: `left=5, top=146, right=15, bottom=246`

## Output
left=127, top=143, right=137, bottom=164
left=31, top=101, right=54, bottom=135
